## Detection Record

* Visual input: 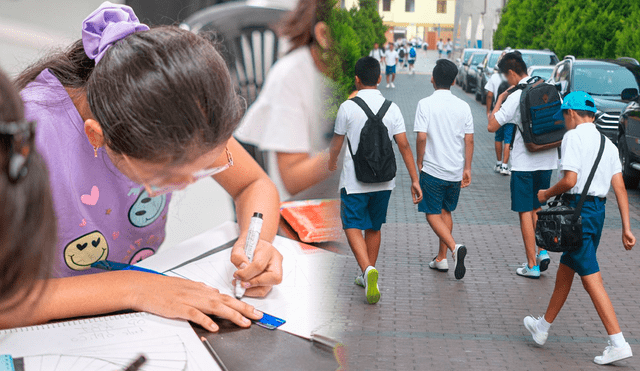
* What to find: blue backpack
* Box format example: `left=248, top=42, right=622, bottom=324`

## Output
left=409, top=47, right=416, bottom=58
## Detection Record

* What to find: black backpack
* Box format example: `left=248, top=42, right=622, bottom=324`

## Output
left=346, top=97, right=397, bottom=183
left=398, top=48, right=405, bottom=58
left=511, top=76, right=566, bottom=152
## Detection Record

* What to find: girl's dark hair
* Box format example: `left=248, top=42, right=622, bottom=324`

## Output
left=278, top=0, right=331, bottom=52
left=0, top=68, right=55, bottom=310
left=16, top=26, right=242, bottom=165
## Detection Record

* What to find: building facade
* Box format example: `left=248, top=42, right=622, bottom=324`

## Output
left=452, top=0, right=507, bottom=53
left=344, top=0, right=456, bottom=49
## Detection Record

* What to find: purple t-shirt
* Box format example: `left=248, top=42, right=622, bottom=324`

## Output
left=22, top=69, right=170, bottom=277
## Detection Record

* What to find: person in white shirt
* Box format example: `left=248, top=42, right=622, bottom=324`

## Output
left=445, top=38, right=453, bottom=59
left=414, top=59, right=474, bottom=280
left=485, top=51, right=514, bottom=175
left=235, top=0, right=335, bottom=199
left=383, top=43, right=399, bottom=88
left=407, top=44, right=417, bottom=75
left=328, top=56, right=422, bottom=304
left=437, top=38, right=444, bottom=58
left=369, top=42, right=383, bottom=64
left=488, top=52, right=557, bottom=279
left=525, top=91, right=635, bottom=365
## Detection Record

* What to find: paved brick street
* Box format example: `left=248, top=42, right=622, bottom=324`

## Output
left=332, top=51, right=640, bottom=370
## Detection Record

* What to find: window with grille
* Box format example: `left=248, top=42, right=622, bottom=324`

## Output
left=405, top=0, right=415, bottom=12
left=382, top=0, right=391, bottom=11
left=437, top=0, right=447, bottom=13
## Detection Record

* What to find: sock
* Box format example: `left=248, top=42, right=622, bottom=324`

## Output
left=496, top=161, right=502, bottom=166
left=502, top=163, right=508, bottom=167
left=537, top=316, right=551, bottom=333
left=610, top=332, right=626, bottom=348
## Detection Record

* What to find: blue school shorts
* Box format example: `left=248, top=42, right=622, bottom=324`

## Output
left=340, top=188, right=392, bottom=231
left=494, top=123, right=516, bottom=143
left=386, top=65, right=396, bottom=75
left=560, top=197, right=606, bottom=276
left=418, top=171, right=461, bottom=214
left=510, top=170, right=552, bottom=212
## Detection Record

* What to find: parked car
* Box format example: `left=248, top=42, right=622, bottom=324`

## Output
left=517, top=49, right=559, bottom=68
left=615, top=60, right=640, bottom=188
left=456, top=48, right=488, bottom=86
left=527, top=66, right=554, bottom=81
left=549, top=56, right=640, bottom=144
left=461, top=51, right=489, bottom=93
left=475, top=50, right=503, bottom=103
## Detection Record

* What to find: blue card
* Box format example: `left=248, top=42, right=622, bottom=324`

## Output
left=254, top=312, right=285, bottom=330
left=0, top=355, right=15, bottom=371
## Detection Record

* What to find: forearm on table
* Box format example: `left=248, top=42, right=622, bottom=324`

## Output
left=277, top=151, right=331, bottom=196
left=234, top=176, right=280, bottom=242
left=0, top=271, right=138, bottom=328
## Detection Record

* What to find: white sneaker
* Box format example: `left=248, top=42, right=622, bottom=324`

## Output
left=428, top=257, right=449, bottom=272
left=536, top=251, right=551, bottom=272
left=523, top=316, right=548, bottom=345
left=500, top=164, right=511, bottom=176
left=452, top=244, right=467, bottom=279
left=386, top=83, right=390, bottom=88
left=494, top=163, right=501, bottom=173
left=516, top=264, right=540, bottom=279
left=364, top=266, right=380, bottom=304
left=354, top=274, right=365, bottom=288
left=390, top=82, right=395, bottom=88
left=594, top=341, right=632, bottom=365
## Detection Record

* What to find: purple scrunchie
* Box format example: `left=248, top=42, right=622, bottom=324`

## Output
left=82, top=1, right=149, bottom=64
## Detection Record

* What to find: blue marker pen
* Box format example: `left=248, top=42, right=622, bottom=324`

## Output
left=91, top=260, right=164, bottom=275
left=235, top=212, right=263, bottom=299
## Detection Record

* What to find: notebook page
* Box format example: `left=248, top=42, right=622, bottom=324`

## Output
left=0, top=313, right=220, bottom=371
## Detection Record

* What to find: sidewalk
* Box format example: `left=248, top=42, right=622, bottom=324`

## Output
left=334, top=73, right=640, bottom=370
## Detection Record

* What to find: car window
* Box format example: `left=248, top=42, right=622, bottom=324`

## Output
left=573, top=65, right=639, bottom=96
left=471, top=53, right=487, bottom=65
left=487, top=53, right=501, bottom=69
left=531, top=69, right=553, bottom=80
left=463, top=51, right=473, bottom=63
left=520, top=53, right=557, bottom=67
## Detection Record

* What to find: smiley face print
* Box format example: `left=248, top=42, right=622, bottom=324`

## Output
left=64, top=231, right=109, bottom=270
left=128, top=190, right=167, bottom=228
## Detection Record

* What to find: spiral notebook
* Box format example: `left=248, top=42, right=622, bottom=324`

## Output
left=0, top=312, right=220, bottom=371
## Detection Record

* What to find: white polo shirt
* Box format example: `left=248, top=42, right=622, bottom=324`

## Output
left=560, top=123, right=621, bottom=197
left=334, top=89, right=406, bottom=194
left=414, top=89, right=474, bottom=182
left=384, top=50, right=399, bottom=66
left=494, top=76, right=558, bottom=172
left=484, top=72, right=502, bottom=97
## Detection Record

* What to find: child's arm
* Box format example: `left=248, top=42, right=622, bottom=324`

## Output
left=328, top=134, right=345, bottom=172
left=214, top=138, right=283, bottom=297
left=537, top=170, right=577, bottom=203
left=276, top=152, right=332, bottom=195
left=395, top=133, right=423, bottom=204
left=462, top=134, right=474, bottom=188
left=0, top=271, right=262, bottom=331
left=416, top=132, right=426, bottom=173
left=612, top=172, right=636, bottom=250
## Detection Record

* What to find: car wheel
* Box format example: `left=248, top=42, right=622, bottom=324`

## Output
left=465, top=82, right=472, bottom=93
left=475, top=88, right=481, bottom=101
left=619, top=136, right=640, bottom=189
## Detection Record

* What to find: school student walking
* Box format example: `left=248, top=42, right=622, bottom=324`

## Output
left=407, top=44, right=417, bottom=75
left=437, top=39, right=444, bottom=58
left=414, top=59, right=474, bottom=280
left=383, top=43, right=399, bottom=88
left=329, top=56, right=422, bottom=304
left=524, top=92, right=634, bottom=365
left=488, top=52, right=555, bottom=279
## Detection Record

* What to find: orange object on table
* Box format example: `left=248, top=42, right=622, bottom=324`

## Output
left=280, top=199, right=342, bottom=243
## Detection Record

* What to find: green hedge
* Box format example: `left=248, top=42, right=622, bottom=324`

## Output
left=324, top=0, right=387, bottom=118
left=494, top=0, right=640, bottom=60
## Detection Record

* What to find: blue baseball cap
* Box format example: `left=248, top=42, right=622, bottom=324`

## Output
left=553, top=91, right=597, bottom=121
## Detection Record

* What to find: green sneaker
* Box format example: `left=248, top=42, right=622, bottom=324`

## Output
left=364, top=266, right=380, bottom=304
left=354, top=274, right=365, bottom=288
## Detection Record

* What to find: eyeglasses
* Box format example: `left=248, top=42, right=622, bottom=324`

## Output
left=125, top=147, right=233, bottom=197
left=0, top=120, right=35, bottom=183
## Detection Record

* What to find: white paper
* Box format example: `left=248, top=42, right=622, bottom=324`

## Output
left=141, top=222, right=346, bottom=339
left=0, top=313, right=220, bottom=371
